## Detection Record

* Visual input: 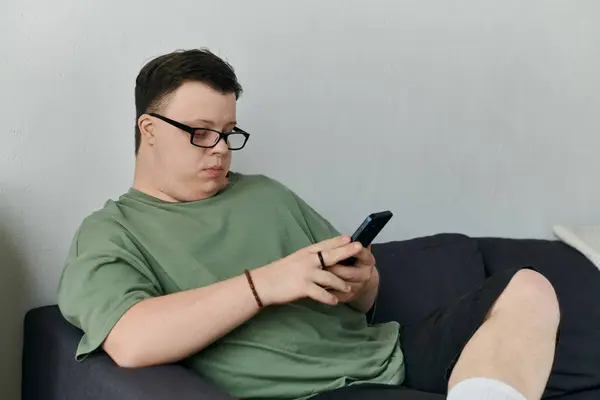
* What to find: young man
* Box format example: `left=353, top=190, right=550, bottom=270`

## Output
left=58, top=49, right=560, bottom=400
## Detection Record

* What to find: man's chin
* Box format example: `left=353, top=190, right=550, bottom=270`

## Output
left=204, top=174, right=229, bottom=193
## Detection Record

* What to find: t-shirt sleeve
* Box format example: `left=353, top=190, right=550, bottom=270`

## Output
left=57, top=216, right=163, bottom=361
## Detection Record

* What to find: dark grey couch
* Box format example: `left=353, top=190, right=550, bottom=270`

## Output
left=22, top=234, right=600, bottom=399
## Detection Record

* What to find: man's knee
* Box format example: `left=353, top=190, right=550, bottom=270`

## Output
left=492, top=269, right=560, bottom=328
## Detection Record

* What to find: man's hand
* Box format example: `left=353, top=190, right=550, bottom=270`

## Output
left=325, top=245, right=379, bottom=313
left=252, top=236, right=364, bottom=307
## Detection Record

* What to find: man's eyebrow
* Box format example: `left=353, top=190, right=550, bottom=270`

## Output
left=188, top=119, right=238, bottom=127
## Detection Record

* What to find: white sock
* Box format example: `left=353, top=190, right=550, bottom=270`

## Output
left=447, top=378, right=527, bottom=400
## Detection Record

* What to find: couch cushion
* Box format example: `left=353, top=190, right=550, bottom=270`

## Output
left=477, top=238, right=600, bottom=398
left=370, top=234, right=486, bottom=326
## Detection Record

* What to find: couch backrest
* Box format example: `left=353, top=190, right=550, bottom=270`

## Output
left=371, top=233, right=486, bottom=325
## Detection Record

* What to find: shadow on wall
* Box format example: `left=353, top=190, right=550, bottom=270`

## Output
left=0, top=215, right=28, bottom=400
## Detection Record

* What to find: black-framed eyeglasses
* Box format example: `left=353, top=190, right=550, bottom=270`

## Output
left=149, top=113, right=250, bottom=150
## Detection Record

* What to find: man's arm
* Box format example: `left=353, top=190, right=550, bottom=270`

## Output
left=108, top=270, right=377, bottom=369
left=99, top=236, right=360, bottom=368
left=103, top=273, right=260, bottom=368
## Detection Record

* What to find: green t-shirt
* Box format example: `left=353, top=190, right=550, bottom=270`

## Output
left=57, top=172, right=404, bottom=400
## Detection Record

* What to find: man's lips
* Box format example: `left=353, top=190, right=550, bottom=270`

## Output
left=202, top=166, right=225, bottom=177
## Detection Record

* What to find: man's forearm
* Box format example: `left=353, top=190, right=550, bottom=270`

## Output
left=348, top=267, right=380, bottom=314
left=103, top=273, right=260, bottom=368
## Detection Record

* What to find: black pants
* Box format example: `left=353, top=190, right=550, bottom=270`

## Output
left=314, top=267, right=544, bottom=400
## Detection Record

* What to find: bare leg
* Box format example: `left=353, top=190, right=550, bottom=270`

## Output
left=448, top=269, right=560, bottom=400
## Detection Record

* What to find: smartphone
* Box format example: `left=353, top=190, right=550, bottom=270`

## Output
left=339, top=210, right=393, bottom=266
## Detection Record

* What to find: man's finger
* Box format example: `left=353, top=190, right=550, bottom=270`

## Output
left=354, top=247, right=376, bottom=265
left=324, top=242, right=363, bottom=266
left=307, top=235, right=351, bottom=253
left=326, top=265, right=365, bottom=282
left=312, top=269, right=351, bottom=293
left=307, top=284, right=339, bottom=305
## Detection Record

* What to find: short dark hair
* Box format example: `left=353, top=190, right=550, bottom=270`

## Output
left=134, top=48, right=243, bottom=154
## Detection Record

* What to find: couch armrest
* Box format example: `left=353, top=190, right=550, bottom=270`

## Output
left=22, top=305, right=237, bottom=400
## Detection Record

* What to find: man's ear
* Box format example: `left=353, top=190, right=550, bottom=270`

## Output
left=138, top=114, right=156, bottom=146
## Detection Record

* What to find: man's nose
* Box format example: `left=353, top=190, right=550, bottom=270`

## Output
left=210, top=136, right=230, bottom=153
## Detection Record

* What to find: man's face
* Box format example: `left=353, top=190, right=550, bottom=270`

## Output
left=141, top=81, right=237, bottom=202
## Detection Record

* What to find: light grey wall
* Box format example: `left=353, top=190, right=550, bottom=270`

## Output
left=1, top=1, right=599, bottom=398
